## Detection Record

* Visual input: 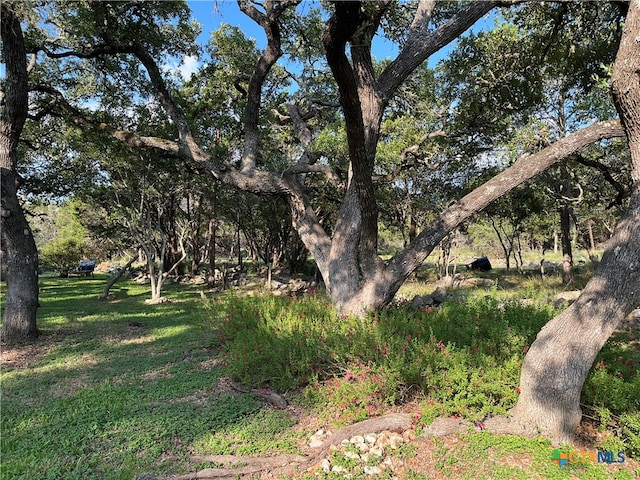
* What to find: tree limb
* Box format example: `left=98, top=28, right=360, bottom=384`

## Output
left=238, top=0, right=299, bottom=171
left=373, top=130, right=446, bottom=183
left=574, top=154, right=628, bottom=208
left=377, top=1, right=499, bottom=106
left=384, top=120, right=626, bottom=286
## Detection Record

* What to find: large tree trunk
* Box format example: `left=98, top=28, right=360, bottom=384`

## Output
left=50, top=0, right=627, bottom=316
left=509, top=0, right=640, bottom=443
left=0, top=5, right=39, bottom=342
left=509, top=191, right=640, bottom=443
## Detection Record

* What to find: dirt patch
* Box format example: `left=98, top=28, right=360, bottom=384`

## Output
left=198, top=357, right=226, bottom=371
left=0, top=342, right=52, bottom=371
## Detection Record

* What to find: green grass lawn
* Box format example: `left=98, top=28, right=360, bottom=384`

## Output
left=1, top=271, right=639, bottom=479
left=1, top=275, right=299, bottom=479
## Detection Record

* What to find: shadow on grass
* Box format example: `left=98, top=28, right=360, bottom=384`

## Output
left=1, top=276, right=263, bottom=480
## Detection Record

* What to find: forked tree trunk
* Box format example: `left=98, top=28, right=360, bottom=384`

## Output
left=510, top=0, right=640, bottom=443
left=0, top=5, right=39, bottom=342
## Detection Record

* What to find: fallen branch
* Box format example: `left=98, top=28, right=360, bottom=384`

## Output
left=227, top=377, right=289, bottom=409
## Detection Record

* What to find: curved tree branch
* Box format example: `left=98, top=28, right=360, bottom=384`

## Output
left=377, top=1, right=499, bottom=106
left=574, top=154, right=628, bottom=208
left=384, top=120, right=626, bottom=288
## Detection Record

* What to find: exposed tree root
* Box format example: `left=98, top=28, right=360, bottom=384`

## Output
left=170, top=413, right=413, bottom=479
left=172, top=454, right=310, bottom=479
left=482, top=414, right=573, bottom=446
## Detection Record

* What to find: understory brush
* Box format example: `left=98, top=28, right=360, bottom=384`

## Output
left=213, top=293, right=547, bottom=425
left=212, top=291, right=639, bottom=456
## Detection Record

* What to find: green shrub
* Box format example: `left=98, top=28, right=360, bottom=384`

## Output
left=210, top=293, right=556, bottom=423
left=210, top=290, right=639, bottom=452
left=619, top=412, right=640, bottom=457
left=40, top=236, right=85, bottom=276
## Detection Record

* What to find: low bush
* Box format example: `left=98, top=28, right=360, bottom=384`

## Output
left=212, top=293, right=551, bottom=421
left=211, top=291, right=640, bottom=455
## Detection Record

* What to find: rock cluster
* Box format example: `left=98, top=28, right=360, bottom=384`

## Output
left=309, top=428, right=415, bottom=478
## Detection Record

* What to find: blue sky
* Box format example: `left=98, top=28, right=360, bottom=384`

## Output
left=180, top=1, right=494, bottom=80
left=177, top=0, right=402, bottom=79
left=189, top=1, right=266, bottom=47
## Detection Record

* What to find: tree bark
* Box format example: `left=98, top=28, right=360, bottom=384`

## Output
left=40, top=1, right=628, bottom=316
left=509, top=0, right=640, bottom=443
left=0, top=5, right=39, bottom=342
left=99, top=254, right=136, bottom=300
left=559, top=203, right=574, bottom=284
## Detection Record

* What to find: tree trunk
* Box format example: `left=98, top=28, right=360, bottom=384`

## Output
left=1, top=171, right=39, bottom=341
left=510, top=192, right=640, bottom=443
left=99, top=254, right=136, bottom=300
left=560, top=204, right=574, bottom=284
left=489, top=215, right=512, bottom=271
left=207, top=217, right=217, bottom=288
left=408, top=203, right=417, bottom=244
left=0, top=5, right=39, bottom=342
left=510, top=0, right=640, bottom=443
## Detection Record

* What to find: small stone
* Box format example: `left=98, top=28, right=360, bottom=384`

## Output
left=369, top=445, right=384, bottom=457
left=364, top=465, right=382, bottom=475
left=402, top=429, right=416, bottom=442
left=355, top=441, right=369, bottom=452
left=387, top=432, right=404, bottom=449
left=345, top=450, right=360, bottom=460
left=309, top=439, right=324, bottom=449
left=321, top=459, right=331, bottom=474
left=364, top=433, right=378, bottom=444
left=350, top=435, right=365, bottom=444
left=332, top=465, right=346, bottom=473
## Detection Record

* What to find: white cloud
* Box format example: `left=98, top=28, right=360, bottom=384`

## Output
left=178, top=55, right=200, bottom=81
left=161, top=55, right=200, bottom=81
